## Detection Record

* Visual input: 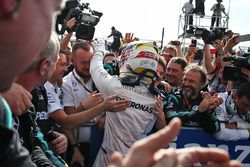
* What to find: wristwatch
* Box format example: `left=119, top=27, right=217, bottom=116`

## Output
left=71, top=143, right=80, bottom=149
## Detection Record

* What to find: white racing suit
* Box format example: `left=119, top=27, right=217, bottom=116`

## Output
left=90, top=51, right=157, bottom=167
left=214, top=92, right=250, bottom=141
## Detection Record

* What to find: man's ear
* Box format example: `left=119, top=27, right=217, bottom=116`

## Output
left=39, top=59, right=50, bottom=76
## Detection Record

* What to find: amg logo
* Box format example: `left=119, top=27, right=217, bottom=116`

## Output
left=117, top=96, right=153, bottom=113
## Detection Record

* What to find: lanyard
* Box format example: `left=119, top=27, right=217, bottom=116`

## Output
left=72, top=71, right=92, bottom=93
left=225, top=92, right=250, bottom=123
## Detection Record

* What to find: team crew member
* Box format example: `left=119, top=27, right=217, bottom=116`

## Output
left=165, top=65, right=222, bottom=133
left=214, top=83, right=250, bottom=141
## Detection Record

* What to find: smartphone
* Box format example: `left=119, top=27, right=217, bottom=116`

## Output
left=191, top=39, right=197, bottom=47
left=170, top=40, right=180, bottom=46
left=235, top=34, right=250, bottom=43
left=44, top=130, right=56, bottom=143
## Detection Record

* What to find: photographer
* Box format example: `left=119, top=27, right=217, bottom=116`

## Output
left=201, top=28, right=241, bottom=93
left=203, top=39, right=229, bottom=93
left=210, top=0, right=228, bottom=29
left=182, top=0, right=194, bottom=33
left=220, top=35, right=250, bottom=89
left=60, top=17, right=76, bottom=50
left=60, top=18, right=77, bottom=76
left=223, top=54, right=250, bottom=90
left=56, top=0, right=102, bottom=41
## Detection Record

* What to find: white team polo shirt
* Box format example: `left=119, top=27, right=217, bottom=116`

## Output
left=62, top=69, right=94, bottom=142
left=44, top=81, right=64, bottom=114
left=214, top=92, right=249, bottom=141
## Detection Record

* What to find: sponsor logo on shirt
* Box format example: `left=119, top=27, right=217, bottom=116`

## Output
left=122, top=85, right=154, bottom=98
left=35, top=111, right=49, bottom=120
left=117, top=96, right=153, bottom=113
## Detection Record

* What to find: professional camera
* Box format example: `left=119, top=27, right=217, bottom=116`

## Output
left=195, top=28, right=224, bottom=44
left=55, top=0, right=103, bottom=40
left=223, top=54, right=250, bottom=81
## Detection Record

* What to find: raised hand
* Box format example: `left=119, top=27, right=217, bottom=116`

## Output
left=91, top=39, right=106, bottom=53
left=122, top=33, right=138, bottom=44
left=2, top=83, right=32, bottom=116
left=199, top=92, right=223, bottom=112
left=65, top=17, right=77, bottom=30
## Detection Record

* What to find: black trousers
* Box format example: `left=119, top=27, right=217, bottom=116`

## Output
left=184, top=14, right=194, bottom=31
left=211, top=14, right=221, bottom=29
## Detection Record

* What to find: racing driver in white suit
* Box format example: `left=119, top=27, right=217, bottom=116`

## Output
left=90, top=42, right=166, bottom=167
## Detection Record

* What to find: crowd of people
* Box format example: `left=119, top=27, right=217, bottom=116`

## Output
left=0, top=0, right=249, bottom=167
left=182, top=0, right=228, bottom=33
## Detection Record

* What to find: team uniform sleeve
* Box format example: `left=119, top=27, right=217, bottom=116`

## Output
left=90, top=51, right=119, bottom=95
left=44, top=82, right=63, bottom=114
left=213, top=92, right=250, bottom=140
left=214, top=123, right=249, bottom=141
left=165, top=93, right=220, bottom=133
left=237, top=122, right=250, bottom=129
left=164, top=94, right=201, bottom=123
left=61, top=77, right=75, bottom=107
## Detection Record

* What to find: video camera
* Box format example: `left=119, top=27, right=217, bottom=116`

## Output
left=223, top=54, right=250, bottom=81
left=55, top=0, right=103, bottom=40
left=195, top=28, right=224, bottom=44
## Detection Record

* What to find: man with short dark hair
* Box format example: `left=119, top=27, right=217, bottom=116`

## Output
left=214, top=82, right=250, bottom=141
left=108, top=26, right=123, bottom=53
left=165, top=57, right=188, bottom=90
left=62, top=41, right=95, bottom=166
